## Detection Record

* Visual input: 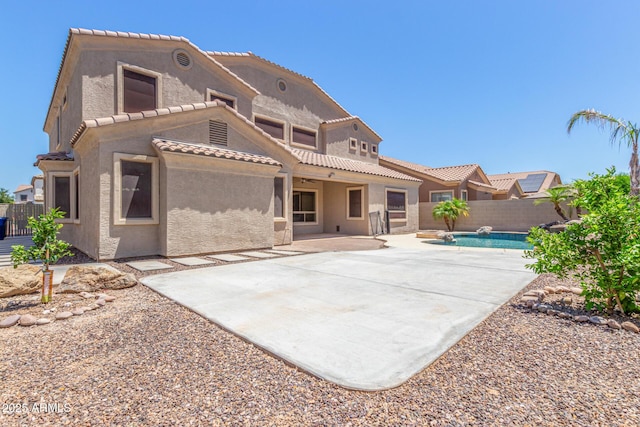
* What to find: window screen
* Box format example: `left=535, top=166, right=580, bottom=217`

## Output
left=123, top=69, right=156, bottom=113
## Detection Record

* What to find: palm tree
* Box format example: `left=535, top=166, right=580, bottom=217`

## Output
left=432, top=198, right=469, bottom=231
left=534, top=186, right=573, bottom=221
left=567, top=109, right=639, bottom=197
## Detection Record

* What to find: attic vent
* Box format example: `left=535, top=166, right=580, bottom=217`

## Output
left=209, top=120, right=228, bottom=146
left=173, top=49, right=192, bottom=70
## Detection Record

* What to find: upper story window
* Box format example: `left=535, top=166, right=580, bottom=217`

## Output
left=117, top=63, right=162, bottom=114
left=255, top=116, right=284, bottom=140
left=207, top=89, right=236, bottom=109
left=291, top=126, right=317, bottom=149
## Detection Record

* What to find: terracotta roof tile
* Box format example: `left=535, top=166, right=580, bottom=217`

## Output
left=14, top=185, right=33, bottom=193
left=467, top=180, right=497, bottom=191
left=153, top=139, right=282, bottom=167
left=487, top=171, right=561, bottom=193
left=488, top=177, right=519, bottom=192
left=380, top=156, right=479, bottom=182
left=321, top=116, right=382, bottom=141
left=34, top=151, right=74, bottom=166
left=292, top=149, right=421, bottom=182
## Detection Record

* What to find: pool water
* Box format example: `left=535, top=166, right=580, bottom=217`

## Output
left=429, top=232, right=533, bottom=250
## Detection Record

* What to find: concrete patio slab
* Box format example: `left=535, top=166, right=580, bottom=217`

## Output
left=126, top=260, right=173, bottom=272
left=237, top=251, right=279, bottom=259
left=207, top=254, right=250, bottom=262
left=170, top=257, right=215, bottom=266
left=142, top=244, right=536, bottom=391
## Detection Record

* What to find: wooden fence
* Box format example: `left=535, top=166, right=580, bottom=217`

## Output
left=0, top=204, right=45, bottom=237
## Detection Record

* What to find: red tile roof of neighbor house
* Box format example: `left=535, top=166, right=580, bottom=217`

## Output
left=380, top=156, right=483, bottom=182
left=152, top=139, right=282, bottom=167
left=487, top=171, right=560, bottom=194
left=292, top=149, right=421, bottom=182
left=14, top=185, right=32, bottom=193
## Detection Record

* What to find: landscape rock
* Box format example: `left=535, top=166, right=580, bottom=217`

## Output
left=0, top=314, right=21, bottom=328
left=607, top=319, right=621, bottom=330
left=79, top=292, right=95, bottom=299
left=621, top=321, right=639, bottom=333
left=36, top=318, right=51, bottom=325
left=557, top=286, right=571, bottom=293
left=570, top=287, right=583, bottom=295
left=574, top=315, right=589, bottom=322
left=589, top=316, right=605, bottom=325
left=558, top=312, right=573, bottom=319
left=58, top=266, right=137, bottom=293
left=560, top=296, right=573, bottom=305
left=55, top=311, right=73, bottom=320
left=18, top=314, right=37, bottom=326
left=476, top=226, right=493, bottom=236
left=544, top=286, right=558, bottom=294
left=0, top=264, right=42, bottom=298
left=71, top=308, right=84, bottom=316
left=104, top=295, right=116, bottom=302
left=437, top=232, right=455, bottom=242
left=537, top=304, right=550, bottom=313
left=96, top=299, right=106, bottom=307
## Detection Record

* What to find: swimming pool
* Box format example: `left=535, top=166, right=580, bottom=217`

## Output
left=428, top=232, right=533, bottom=250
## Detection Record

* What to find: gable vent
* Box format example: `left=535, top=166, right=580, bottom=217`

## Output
left=209, top=120, right=228, bottom=146
left=173, top=49, right=192, bottom=70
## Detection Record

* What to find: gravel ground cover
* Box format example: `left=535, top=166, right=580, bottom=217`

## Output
left=2, top=261, right=640, bottom=425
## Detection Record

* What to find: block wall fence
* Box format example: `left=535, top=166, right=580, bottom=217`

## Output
left=419, top=199, right=575, bottom=232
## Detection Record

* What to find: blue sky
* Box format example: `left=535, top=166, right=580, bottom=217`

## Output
left=1, top=0, right=639, bottom=195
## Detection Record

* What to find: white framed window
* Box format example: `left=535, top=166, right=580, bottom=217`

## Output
left=461, top=190, right=468, bottom=201
left=361, top=141, right=368, bottom=153
left=346, top=186, right=364, bottom=220
left=430, top=190, right=454, bottom=203
left=47, top=172, right=73, bottom=222
left=291, top=125, right=317, bottom=149
left=385, top=189, right=407, bottom=221
left=113, top=153, right=159, bottom=225
left=73, top=167, right=80, bottom=223
left=117, top=62, right=162, bottom=114
left=207, top=88, right=236, bottom=109
left=292, top=189, right=317, bottom=224
left=349, top=138, right=357, bottom=150
left=274, top=174, right=287, bottom=221
left=370, top=144, right=378, bottom=155
left=254, top=115, right=285, bottom=141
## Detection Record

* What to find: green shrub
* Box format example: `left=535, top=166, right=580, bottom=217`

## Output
left=525, top=168, right=640, bottom=314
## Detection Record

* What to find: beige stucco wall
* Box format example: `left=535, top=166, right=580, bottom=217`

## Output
left=323, top=125, right=380, bottom=164
left=369, top=183, right=419, bottom=234
left=419, top=199, right=575, bottom=232
left=161, top=154, right=279, bottom=256
left=322, top=182, right=370, bottom=235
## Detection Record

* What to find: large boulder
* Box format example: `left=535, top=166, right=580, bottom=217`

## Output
left=57, top=266, right=137, bottom=293
left=0, top=264, right=42, bottom=298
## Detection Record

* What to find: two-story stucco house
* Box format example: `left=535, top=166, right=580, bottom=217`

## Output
left=36, top=29, right=420, bottom=260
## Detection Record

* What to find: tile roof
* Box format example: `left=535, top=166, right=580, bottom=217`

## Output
left=152, top=139, right=282, bottom=166
left=321, top=116, right=382, bottom=141
left=380, top=156, right=480, bottom=182
left=34, top=151, right=74, bottom=166
left=488, top=177, right=519, bottom=192
left=14, top=185, right=32, bottom=193
left=379, top=156, right=432, bottom=174
left=467, top=180, right=497, bottom=191
left=487, top=171, right=560, bottom=193
left=292, top=149, right=421, bottom=182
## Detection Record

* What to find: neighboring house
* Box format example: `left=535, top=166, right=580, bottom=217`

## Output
left=379, top=156, right=497, bottom=202
left=13, top=184, right=34, bottom=204
left=36, top=28, right=420, bottom=261
left=487, top=171, right=562, bottom=199
left=31, top=175, right=44, bottom=204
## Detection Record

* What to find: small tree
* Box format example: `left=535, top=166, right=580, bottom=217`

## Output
left=0, top=188, right=13, bottom=203
left=533, top=185, right=574, bottom=221
left=525, top=168, right=640, bottom=314
left=11, top=208, right=72, bottom=303
left=432, top=198, right=469, bottom=232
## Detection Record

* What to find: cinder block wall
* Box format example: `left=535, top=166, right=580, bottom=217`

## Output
left=419, top=199, right=575, bottom=232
